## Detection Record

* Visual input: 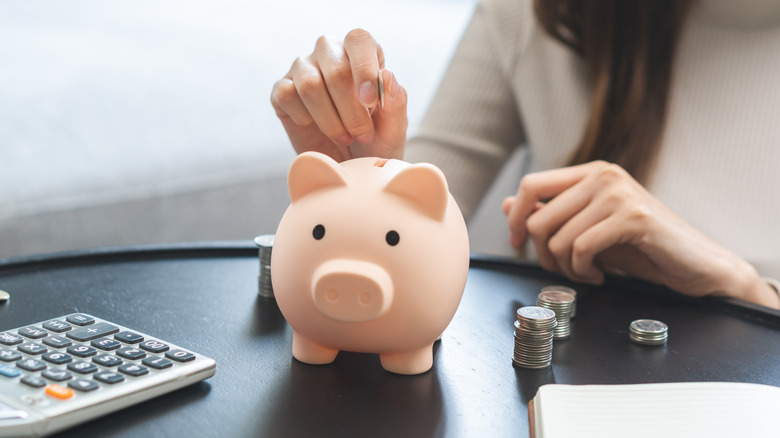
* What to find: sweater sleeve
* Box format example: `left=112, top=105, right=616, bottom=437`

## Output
left=403, top=0, right=532, bottom=221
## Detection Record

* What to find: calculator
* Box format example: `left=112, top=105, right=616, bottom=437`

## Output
left=0, top=313, right=216, bottom=437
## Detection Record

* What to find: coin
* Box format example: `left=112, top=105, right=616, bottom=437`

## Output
left=541, top=285, right=577, bottom=318
left=536, top=291, right=575, bottom=340
left=537, top=290, right=575, bottom=305
left=512, top=306, right=557, bottom=369
left=378, top=69, right=384, bottom=109
left=516, top=306, right=557, bottom=331
left=254, top=234, right=275, bottom=299
left=630, top=319, right=667, bottom=334
left=517, top=306, right=556, bottom=321
left=0, top=289, right=9, bottom=303
left=629, top=319, right=668, bottom=346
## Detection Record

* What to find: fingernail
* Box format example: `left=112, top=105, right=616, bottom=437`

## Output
left=355, top=133, right=372, bottom=144
left=337, top=134, right=352, bottom=145
left=389, top=71, right=399, bottom=98
left=359, top=81, right=377, bottom=107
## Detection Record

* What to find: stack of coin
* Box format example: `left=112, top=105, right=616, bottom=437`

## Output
left=254, top=234, right=275, bottom=299
left=513, top=306, right=557, bottom=369
left=536, top=290, right=575, bottom=340
left=540, top=285, right=577, bottom=318
left=629, top=319, right=668, bottom=345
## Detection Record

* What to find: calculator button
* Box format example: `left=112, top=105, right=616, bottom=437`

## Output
left=0, top=332, right=24, bottom=346
left=67, top=345, right=97, bottom=358
left=67, top=361, right=98, bottom=374
left=115, top=331, right=144, bottom=344
left=165, top=349, right=195, bottom=363
left=0, top=348, right=22, bottom=362
left=46, top=384, right=74, bottom=399
left=93, top=354, right=123, bottom=367
left=94, top=371, right=125, bottom=384
left=16, top=359, right=47, bottom=372
left=91, top=338, right=121, bottom=351
left=139, top=340, right=170, bottom=353
left=0, top=364, right=22, bottom=378
left=43, top=320, right=72, bottom=333
left=69, top=379, right=99, bottom=392
left=67, top=322, right=119, bottom=342
left=42, top=335, right=73, bottom=349
left=118, top=364, right=149, bottom=377
left=65, top=314, right=95, bottom=326
left=142, top=356, right=173, bottom=370
left=18, top=343, right=47, bottom=355
left=43, top=351, right=73, bottom=365
left=21, top=376, right=47, bottom=388
left=117, top=347, right=147, bottom=360
left=18, top=327, right=48, bottom=340
left=42, top=370, right=73, bottom=382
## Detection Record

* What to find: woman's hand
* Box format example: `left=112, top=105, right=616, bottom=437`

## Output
left=271, top=29, right=408, bottom=162
left=502, top=161, right=780, bottom=309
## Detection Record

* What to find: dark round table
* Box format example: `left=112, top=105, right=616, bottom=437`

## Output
left=1, top=242, right=778, bottom=437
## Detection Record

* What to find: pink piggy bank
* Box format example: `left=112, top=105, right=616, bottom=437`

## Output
left=271, top=151, right=470, bottom=375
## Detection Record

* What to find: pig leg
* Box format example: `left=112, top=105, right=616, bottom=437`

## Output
left=379, top=343, right=434, bottom=375
left=291, top=330, right=339, bottom=365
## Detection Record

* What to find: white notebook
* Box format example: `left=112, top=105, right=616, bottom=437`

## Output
left=529, top=382, right=780, bottom=438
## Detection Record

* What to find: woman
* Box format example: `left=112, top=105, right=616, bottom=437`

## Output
left=270, top=0, right=780, bottom=309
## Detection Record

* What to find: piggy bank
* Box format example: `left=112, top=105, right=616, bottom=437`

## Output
left=271, top=151, right=469, bottom=375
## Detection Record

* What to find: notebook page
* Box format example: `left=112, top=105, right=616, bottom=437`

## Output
left=536, top=382, right=779, bottom=438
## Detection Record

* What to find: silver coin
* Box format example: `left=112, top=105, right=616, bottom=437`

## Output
left=630, top=335, right=667, bottom=346
left=512, top=359, right=551, bottom=369
left=541, top=285, right=576, bottom=298
left=514, top=336, right=554, bottom=346
left=517, top=306, right=556, bottom=321
left=537, top=290, right=575, bottom=305
left=542, top=285, right=577, bottom=318
left=630, top=319, right=668, bottom=334
left=254, top=234, right=275, bottom=248
left=536, top=292, right=574, bottom=341
left=629, top=319, right=668, bottom=345
left=254, top=234, right=276, bottom=298
left=513, top=305, right=557, bottom=369
left=255, top=234, right=275, bottom=264
left=378, top=69, right=385, bottom=108
left=630, top=332, right=668, bottom=341
left=513, top=350, right=552, bottom=359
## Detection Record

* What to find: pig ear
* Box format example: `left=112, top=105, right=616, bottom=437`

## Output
left=288, top=152, right=347, bottom=203
left=384, top=163, right=449, bottom=221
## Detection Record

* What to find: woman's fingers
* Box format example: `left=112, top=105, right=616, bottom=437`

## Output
left=504, top=161, right=652, bottom=283
left=290, top=53, right=354, bottom=146
left=344, top=28, right=384, bottom=108
left=539, top=201, right=612, bottom=282
left=315, top=32, right=380, bottom=144
left=271, top=78, right=307, bottom=124
left=506, top=161, right=611, bottom=248
left=272, top=29, right=406, bottom=161
left=354, top=68, right=407, bottom=159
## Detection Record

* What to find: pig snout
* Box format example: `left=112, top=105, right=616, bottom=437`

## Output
left=311, top=259, right=394, bottom=323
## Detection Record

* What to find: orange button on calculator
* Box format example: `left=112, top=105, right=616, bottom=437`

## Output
left=46, top=384, right=73, bottom=400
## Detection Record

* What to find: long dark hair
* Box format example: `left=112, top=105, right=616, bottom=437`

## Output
left=534, top=0, right=693, bottom=183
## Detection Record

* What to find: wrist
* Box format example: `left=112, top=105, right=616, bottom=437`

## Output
left=724, top=262, right=780, bottom=309
left=760, top=277, right=780, bottom=310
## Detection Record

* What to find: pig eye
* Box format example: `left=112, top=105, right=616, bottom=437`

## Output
left=385, top=230, right=400, bottom=246
left=312, top=224, right=325, bottom=240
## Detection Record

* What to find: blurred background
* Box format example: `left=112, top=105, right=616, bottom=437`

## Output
left=0, top=0, right=516, bottom=260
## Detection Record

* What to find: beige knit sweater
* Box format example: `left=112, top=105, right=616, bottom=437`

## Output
left=405, top=0, right=780, bottom=280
